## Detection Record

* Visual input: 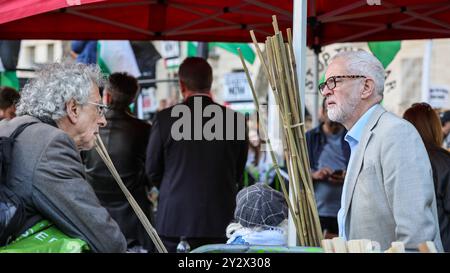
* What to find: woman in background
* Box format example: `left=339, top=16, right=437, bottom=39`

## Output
left=404, top=103, right=450, bottom=252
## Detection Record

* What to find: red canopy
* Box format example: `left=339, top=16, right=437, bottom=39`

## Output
left=311, top=0, right=450, bottom=47
left=0, top=0, right=450, bottom=46
left=0, top=0, right=292, bottom=43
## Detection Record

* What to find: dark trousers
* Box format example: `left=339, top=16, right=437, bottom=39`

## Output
left=160, top=236, right=226, bottom=253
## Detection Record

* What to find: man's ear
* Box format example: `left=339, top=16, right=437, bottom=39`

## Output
left=179, top=80, right=187, bottom=95
left=361, top=78, right=375, bottom=99
left=66, top=99, right=79, bottom=124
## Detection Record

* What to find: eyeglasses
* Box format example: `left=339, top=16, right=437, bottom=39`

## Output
left=319, top=75, right=366, bottom=95
left=86, top=101, right=109, bottom=116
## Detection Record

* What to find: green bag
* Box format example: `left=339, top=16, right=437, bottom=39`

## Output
left=0, top=220, right=90, bottom=253
left=190, top=243, right=324, bottom=253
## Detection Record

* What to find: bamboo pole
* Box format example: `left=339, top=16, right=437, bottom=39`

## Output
left=285, top=26, right=323, bottom=245
left=284, top=37, right=316, bottom=197
left=271, top=32, right=317, bottom=244
left=95, top=136, right=167, bottom=253
left=250, top=30, right=274, bottom=89
left=240, top=15, right=323, bottom=246
left=265, top=37, right=312, bottom=245
left=286, top=28, right=301, bottom=118
left=237, top=48, right=303, bottom=243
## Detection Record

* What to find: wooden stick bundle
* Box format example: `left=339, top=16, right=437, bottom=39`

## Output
left=238, top=15, right=322, bottom=246
left=95, top=136, right=167, bottom=253
left=321, top=238, right=380, bottom=253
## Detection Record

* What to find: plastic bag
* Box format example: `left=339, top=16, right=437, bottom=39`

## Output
left=0, top=220, right=90, bottom=253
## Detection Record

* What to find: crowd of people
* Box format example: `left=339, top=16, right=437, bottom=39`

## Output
left=1, top=49, right=450, bottom=253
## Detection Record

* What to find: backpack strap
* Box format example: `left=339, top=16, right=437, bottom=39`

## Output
left=9, top=122, right=38, bottom=139
left=1, top=122, right=38, bottom=183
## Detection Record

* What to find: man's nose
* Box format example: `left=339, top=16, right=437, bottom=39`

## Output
left=321, top=85, right=333, bottom=96
left=98, top=115, right=107, bottom=127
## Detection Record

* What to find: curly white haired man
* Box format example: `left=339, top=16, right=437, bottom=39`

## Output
left=0, top=62, right=127, bottom=252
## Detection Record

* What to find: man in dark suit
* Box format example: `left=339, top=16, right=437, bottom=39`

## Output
left=83, top=72, right=153, bottom=252
left=146, top=57, right=248, bottom=252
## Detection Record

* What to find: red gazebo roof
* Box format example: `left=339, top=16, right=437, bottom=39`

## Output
left=1, top=0, right=449, bottom=46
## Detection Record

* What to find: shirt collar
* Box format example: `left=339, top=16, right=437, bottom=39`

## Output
left=184, top=93, right=212, bottom=102
left=345, top=104, right=378, bottom=147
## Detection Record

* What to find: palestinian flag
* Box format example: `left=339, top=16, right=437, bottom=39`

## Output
left=368, top=41, right=401, bottom=69
left=187, top=42, right=255, bottom=64
left=97, top=40, right=141, bottom=77
left=97, top=40, right=161, bottom=79
left=0, top=40, right=20, bottom=90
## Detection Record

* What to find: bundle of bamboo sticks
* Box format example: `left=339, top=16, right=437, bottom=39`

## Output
left=321, top=238, right=380, bottom=253
left=95, top=136, right=167, bottom=253
left=322, top=238, right=439, bottom=253
left=238, top=15, right=322, bottom=246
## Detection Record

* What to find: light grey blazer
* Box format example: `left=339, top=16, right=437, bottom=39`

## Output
left=0, top=115, right=127, bottom=252
left=343, top=104, right=443, bottom=251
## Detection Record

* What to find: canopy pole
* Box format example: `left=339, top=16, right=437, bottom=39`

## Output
left=312, top=47, right=320, bottom=128
left=289, top=0, right=307, bottom=247
left=421, top=40, right=433, bottom=102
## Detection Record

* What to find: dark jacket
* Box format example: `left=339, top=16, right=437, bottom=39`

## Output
left=428, top=147, right=450, bottom=252
left=305, top=123, right=350, bottom=172
left=83, top=109, right=152, bottom=250
left=0, top=116, right=126, bottom=252
left=146, top=95, right=248, bottom=238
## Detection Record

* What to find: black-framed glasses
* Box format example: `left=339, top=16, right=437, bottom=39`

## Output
left=86, top=101, right=109, bottom=116
left=319, top=75, right=366, bottom=94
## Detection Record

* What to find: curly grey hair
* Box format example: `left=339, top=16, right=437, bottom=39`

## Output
left=16, top=62, right=105, bottom=120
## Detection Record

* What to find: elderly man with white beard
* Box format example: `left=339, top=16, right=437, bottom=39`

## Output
left=319, top=50, right=443, bottom=252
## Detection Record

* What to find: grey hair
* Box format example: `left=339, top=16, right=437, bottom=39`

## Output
left=330, top=50, right=385, bottom=97
left=16, top=62, right=105, bottom=120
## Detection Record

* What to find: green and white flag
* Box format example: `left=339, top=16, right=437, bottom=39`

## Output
left=368, top=41, right=401, bottom=69
left=187, top=42, right=256, bottom=64
left=0, top=70, right=19, bottom=90
left=97, top=41, right=141, bottom=77
left=0, top=40, right=20, bottom=90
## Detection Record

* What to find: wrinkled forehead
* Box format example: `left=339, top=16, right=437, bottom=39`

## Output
left=88, top=83, right=101, bottom=103
left=325, top=57, right=350, bottom=78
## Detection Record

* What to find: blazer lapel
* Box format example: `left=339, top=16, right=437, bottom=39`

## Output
left=343, top=132, right=372, bottom=222
left=343, top=104, right=386, bottom=237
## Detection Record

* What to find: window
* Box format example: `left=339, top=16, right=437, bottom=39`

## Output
left=27, top=46, right=35, bottom=65
left=47, top=44, right=54, bottom=62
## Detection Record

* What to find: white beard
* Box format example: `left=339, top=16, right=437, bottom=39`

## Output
left=327, top=93, right=360, bottom=124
